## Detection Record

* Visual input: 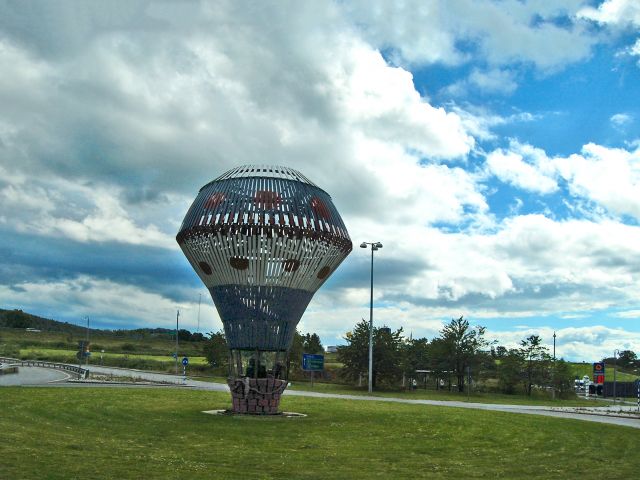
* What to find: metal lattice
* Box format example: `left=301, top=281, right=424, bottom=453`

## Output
left=177, top=165, right=352, bottom=351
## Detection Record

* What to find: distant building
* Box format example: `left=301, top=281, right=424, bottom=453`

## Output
left=325, top=346, right=338, bottom=353
left=25, top=328, right=41, bottom=333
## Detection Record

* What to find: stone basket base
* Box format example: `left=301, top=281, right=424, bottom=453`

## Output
left=227, top=376, right=288, bottom=415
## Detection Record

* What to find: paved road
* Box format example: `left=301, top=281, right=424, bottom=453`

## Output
left=7, top=364, right=640, bottom=429
left=0, top=366, right=71, bottom=386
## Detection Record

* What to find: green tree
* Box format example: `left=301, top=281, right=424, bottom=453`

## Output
left=372, top=326, right=405, bottom=388
left=303, top=333, right=323, bottom=354
left=551, top=359, right=576, bottom=399
left=203, top=331, right=228, bottom=369
left=428, top=337, right=453, bottom=389
left=439, top=316, right=491, bottom=393
left=338, top=320, right=404, bottom=388
left=177, top=329, right=193, bottom=341
left=498, top=349, right=524, bottom=394
left=495, top=346, right=508, bottom=358
left=401, top=337, right=430, bottom=384
left=519, top=334, right=549, bottom=396
left=288, top=330, right=305, bottom=370
left=617, top=350, right=638, bottom=369
left=5, top=310, right=30, bottom=329
left=337, top=322, right=369, bottom=385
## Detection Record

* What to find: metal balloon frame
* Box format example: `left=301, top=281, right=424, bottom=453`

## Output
left=177, top=165, right=352, bottom=413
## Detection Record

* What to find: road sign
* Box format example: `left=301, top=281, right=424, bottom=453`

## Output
left=182, top=357, right=189, bottom=366
left=302, top=353, right=324, bottom=371
left=593, top=362, right=605, bottom=384
left=593, top=362, right=605, bottom=374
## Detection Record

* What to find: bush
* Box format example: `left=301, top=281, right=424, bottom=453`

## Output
left=0, top=344, right=20, bottom=358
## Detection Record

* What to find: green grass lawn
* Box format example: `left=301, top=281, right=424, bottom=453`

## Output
left=0, top=388, right=637, bottom=479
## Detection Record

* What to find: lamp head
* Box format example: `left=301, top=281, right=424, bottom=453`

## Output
left=360, top=242, right=367, bottom=249
left=376, top=242, right=383, bottom=249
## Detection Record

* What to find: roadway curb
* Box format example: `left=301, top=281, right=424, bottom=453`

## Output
left=68, top=379, right=195, bottom=387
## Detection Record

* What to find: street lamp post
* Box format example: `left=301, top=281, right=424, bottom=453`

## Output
left=85, top=316, right=90, bottom=367
left=553, top=331, right=556, bottom=361
left=175, top=310, right=180, bottom=376
left=360, top=241, right=383, bottom=394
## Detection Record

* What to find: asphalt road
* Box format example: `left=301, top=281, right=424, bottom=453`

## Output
left=5, top=364, right=640, bottom=429
left=0, top=366, right=71, bottom=386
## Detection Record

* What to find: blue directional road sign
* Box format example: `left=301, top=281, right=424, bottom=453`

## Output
left=302, top=354, right=324, bottom=371
left=182, top=357, right=189, bottom=366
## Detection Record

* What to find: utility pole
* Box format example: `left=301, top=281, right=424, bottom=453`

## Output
left=614, top=349, right=619, bottom=405
left=85, top=316, right=90, bottom=366
left=175, top=310, right=180, bottom=375
left=552, top=331, right=556, bottom=400
left=197, top=293, right=201, bottom=333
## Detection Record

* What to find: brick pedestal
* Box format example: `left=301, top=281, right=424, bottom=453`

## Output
left=227, top=377, right=288, bottom=414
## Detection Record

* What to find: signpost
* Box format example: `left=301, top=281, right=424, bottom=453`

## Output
left=77, top=341, right=90, bottom=369
left=182, top=357, right=188, bottom=383
left=592, top=362, right=605, bottom=385
left=302, top=354, right=324, bottom=387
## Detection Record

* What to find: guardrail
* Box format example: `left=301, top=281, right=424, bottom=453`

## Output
left=0, top=357, right=89, bottom=379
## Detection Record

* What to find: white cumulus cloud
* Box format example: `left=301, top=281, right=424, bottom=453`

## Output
left=486, top=143, right=558, bottom=194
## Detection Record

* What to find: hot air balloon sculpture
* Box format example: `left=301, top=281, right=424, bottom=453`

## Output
left=176, top=165, right=352, bottom=413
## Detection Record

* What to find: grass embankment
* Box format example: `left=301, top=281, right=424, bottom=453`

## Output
left=0, top=388, right=638, bottom=479
left=18, top=348, right=208, bottom=365
left=287, top=381, right=607, bottom=406
left=0, top=327, right=209, bottom=372
left=0, top=328, right=205, bottom=357
left=571, top=362, right=639, bottom=383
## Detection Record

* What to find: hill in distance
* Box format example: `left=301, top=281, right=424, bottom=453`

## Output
left=0, top=308, right=203, bottom=341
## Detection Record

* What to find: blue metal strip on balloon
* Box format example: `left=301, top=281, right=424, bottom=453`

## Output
left=210, top=285, right=313, bottom=351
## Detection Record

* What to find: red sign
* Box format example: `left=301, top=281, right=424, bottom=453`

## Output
left=594, top=375, right=604, bottom=385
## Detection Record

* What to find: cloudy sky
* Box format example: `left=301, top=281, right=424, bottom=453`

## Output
left=2, top=0, right=640, bottom=361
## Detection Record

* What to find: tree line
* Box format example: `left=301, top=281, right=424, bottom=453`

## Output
left=202, top=316, right=636, bottom=398
left=337, top=316, right=576, bottom=397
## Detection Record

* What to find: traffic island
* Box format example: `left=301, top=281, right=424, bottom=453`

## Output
left=202, top=409, right=306, bottom=418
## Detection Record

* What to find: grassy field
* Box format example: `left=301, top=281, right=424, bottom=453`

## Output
left=18, top=348, right=209, bottom=365
left=0, top=327, right=205, bottom=357
left=0, top=387, right=638, bottom=479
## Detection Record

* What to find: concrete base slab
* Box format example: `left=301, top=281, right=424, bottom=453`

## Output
left=202, top=409, right=306, bottom=418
